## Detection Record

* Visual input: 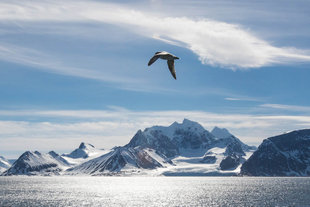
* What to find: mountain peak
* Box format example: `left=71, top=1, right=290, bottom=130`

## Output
left=79, top=142, right=95, bottom=150
left=178, top=118, right=205, bottom=131
left=63, top=142, right=98, bottom=159
left=182, top=118, right=198, bottom=125
left=211, top=126, right=232, bottom=138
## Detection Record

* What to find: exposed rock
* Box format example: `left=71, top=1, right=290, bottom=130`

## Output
left=220, top=154, right=240, bottom=170
left=241, top=129, right=310, bottom=176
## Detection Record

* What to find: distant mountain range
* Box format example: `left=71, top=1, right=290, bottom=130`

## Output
left=2, top=119, right=310, bottom=176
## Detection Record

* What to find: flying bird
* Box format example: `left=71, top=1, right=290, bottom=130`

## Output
left=148, top=51, right=179, bottom=79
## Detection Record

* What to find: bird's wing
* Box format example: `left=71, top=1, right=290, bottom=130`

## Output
left=148, top=55, right=160, bottom=66
left=167, top=60, right=177, bottom=80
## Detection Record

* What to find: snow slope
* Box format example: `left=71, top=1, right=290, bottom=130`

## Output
left=62, top=142, right=110, bottom=166
left=0, top=156, right=11, bottom=173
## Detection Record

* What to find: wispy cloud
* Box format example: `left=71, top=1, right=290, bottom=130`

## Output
left=225, top=96, right=262, bottom=102
left=0, top=0, right=310, bottom=69
left=0, top=43, right=142, bottom=84
left=261, top=103, right=310, bottom=112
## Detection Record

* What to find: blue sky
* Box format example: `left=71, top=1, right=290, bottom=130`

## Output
left=0, top=0, right=310, bottom=158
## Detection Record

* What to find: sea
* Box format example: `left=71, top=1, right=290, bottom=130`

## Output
left=1, top=176, right=310, bottom=207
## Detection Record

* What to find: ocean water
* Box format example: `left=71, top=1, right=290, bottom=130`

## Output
left=1, top=177, right=310, bottom=207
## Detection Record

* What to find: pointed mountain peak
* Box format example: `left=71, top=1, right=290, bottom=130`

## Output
left=211, top=126, right=232, bottom=138
left=34, top=151, right=41, bottom=156
left=182, top=118, right=197, bottom=124
left=63, top=142, right=98, bottom=159
left=48, top=151, right=59, bottom=158
left=79, top=142, right=95, bottom=149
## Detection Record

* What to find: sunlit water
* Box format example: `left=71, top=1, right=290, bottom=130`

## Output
left=1, top=176, right=310, bottom=207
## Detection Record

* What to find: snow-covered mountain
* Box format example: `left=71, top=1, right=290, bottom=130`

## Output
left=241, top=129, right=310, bottom=176
left=68, top=119, right=255, bottom=176
left=0, top=156, right=11, bottom=173
left=63, top=142, right=97, bottom=159
left=62, top=142, right=109, bottom=166
left=1, top=119, right=257, bottom=176
left=2, top=151, right=70, bottom=176
left=66, top=147, right=167, bottom=175
left=210, top=126, right=256, bottom=152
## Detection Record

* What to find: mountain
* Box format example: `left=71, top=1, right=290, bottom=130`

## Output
left=62, top=142, right=98, bottom=159
left=0, top=156, right=11, bottom=173
left=68, top=119, right=255, bottom=176
left=2, top=151, right=70, bottom=176
left=62, top=142, right=109, bottom=166
left=1, top=119, right=256, bottom=176
left=66, top=147, right=167, bottom=175
left=211, top=126, right=256, bottom=152
left=241, top=129, right=310, bottom=176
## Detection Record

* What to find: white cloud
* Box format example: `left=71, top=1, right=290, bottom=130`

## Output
left=225, top=96, right=261, bottom=102
left=261, top=103, right=310, bottom=112
left=0, top=0, right=309, bottom=69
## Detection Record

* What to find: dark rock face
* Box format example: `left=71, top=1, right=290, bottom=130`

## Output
left=241, top=129, right=310, bottom=176
left=225, top=140, right=246, bottom=156
left=173, top=129, right=215, bottom=150
left=220, top=154, right=240, bottom=170
left=217, top=137, right=247, bottom=171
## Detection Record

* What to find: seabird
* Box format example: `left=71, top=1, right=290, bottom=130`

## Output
left=148, top=51, right=179, bottom=79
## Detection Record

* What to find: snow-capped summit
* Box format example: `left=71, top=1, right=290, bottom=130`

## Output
left=79, top=142, right=95, bottom=150
left=174, top=119, right=206, bottom=132
left=126, top=119, right=216, bottom=157
left=211, top=127, right=233, bottom=139
left=63, top=142, right=98, bottom=159
left=0, top=156, right=11, bottom=173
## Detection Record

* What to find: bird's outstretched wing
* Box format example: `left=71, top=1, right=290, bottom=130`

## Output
left=148, top=55, right=159, bottom=66
left=167, top=60, right=177, bottom=79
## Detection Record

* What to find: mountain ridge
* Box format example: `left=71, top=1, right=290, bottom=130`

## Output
left=2, top=119, right=256, bottom=176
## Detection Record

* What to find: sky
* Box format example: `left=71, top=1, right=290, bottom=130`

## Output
left=0, top=0, right=310, bottom=158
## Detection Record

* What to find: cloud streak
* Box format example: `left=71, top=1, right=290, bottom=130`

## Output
left=261, top=104, right=310, bottom=112
left=0, top=0, right=310, bottom=69
left=0, top=43, right=142, bottom=84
